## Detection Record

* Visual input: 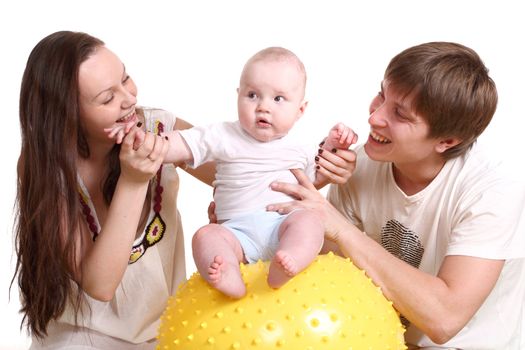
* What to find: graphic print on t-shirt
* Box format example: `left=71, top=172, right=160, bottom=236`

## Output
left=381, top=219, right=424, bottom=268
left=381, top=219, right=424, bottom=327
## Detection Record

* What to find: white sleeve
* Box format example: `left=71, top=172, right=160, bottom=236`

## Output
left=303, top=142, right=317, bottom=182
left=447, top=174, right=525, bottom=259
left=177, top=123, right=220, bottom=168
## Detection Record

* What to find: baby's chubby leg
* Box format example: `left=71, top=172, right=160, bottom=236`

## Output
left=268, top=210, right=324, bottom=288
left=192, top=224, right=246, bottom=298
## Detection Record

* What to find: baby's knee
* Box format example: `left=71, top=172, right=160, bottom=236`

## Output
left=291, top=209, right=322, bottom=225
left=192, top=224, right=222, bottom=245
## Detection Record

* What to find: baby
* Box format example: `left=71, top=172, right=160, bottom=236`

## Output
left=110, top=47, right=356, bottom=298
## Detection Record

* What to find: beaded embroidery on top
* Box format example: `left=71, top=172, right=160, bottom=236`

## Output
left=77, top=120, right=167, bottom=264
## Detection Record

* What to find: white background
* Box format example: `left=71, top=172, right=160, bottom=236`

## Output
left=1, top=1, right=524, bottom=348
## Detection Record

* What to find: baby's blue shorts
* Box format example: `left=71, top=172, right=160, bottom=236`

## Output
left=221, top=211, right=290, bottom=263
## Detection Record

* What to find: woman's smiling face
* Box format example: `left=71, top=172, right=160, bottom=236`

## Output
left=78, top=46, right=139, bottom=144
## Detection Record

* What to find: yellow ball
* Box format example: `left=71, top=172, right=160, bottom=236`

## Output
left=157, top=252, right=406, bottom=349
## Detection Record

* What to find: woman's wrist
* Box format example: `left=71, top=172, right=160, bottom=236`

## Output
left=118, top=168, right=155, bottom=186
left=115, top=175, right=150, bottom=197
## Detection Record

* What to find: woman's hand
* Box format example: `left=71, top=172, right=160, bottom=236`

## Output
left=119, top=125, right=169, bottom=184
left=314, top=147, right=357, bottom=188
left=267, top=168, right=353, bottom=244
left=314, top=124, right=358, bottom=188
left=207, top=201, right=218, bottom=224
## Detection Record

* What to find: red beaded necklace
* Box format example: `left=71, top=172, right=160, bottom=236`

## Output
left=78, top=121, right=167, bottom=264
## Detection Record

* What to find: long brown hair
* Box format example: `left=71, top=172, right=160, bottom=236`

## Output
left=13, top=31, right=123, bottom=338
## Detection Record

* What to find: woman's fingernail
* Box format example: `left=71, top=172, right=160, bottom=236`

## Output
left=164, top=136, right=169, bottom=140
left=137, top=122, right=142, bottom=127
left=331, top=148, right=337, bottom=153
left=318, top=149, right=323, bottom=154
left=319, top=140, right=325, bottom=147
left=316, top=165, right=320, bottom=170
left=315, top=156, right=319, bottom=161
left=267, top=205, right=274, bottom=211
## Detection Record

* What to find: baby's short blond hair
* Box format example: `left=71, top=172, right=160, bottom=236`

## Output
left=241, top=47, right=307, bottom=91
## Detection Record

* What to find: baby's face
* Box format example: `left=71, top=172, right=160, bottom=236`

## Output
left=237, top=59, right=306, bottom=142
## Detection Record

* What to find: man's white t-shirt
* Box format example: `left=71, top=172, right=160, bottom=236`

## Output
left=179, top=121, right=316, bottom=221
left=328, top=144, right=525, bottom=349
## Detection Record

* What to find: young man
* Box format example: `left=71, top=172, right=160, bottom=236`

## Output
left=269, top=42, right=525, bottom=349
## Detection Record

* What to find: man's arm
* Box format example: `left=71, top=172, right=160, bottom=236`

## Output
left=267, top=168, right=507, bottom=345
left=336, top=225, right=504, bottom=344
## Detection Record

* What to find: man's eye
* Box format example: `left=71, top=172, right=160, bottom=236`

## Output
left=395, top=108, right=409, bottom=120
left=122, top=75, right=130, bottom=83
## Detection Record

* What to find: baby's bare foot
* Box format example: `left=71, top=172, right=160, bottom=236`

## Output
left=207, top=255, right=246, bottom=299
left=276, top=250, right=299, bottom=276
left=267, top=250, right=299, bottom=289
left=207, top=255, right=223, bottom=283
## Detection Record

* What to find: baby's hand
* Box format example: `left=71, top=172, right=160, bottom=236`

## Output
left=104, top=119, right=138, bottom=144
left=314, top=123, right=358, bottom=187
left=105, top=121, right=146, bottom=150
left=325, top=122, right=358, bottom=150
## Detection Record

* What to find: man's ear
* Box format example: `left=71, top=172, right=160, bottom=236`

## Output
left=435, top=137, right=462, bottom=153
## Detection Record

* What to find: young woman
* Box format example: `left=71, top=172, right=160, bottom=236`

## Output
left=14, top=31, right=355, bottom=349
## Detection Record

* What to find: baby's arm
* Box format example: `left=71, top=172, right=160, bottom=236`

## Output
left=162, top=130, right=194, bottom=164
left=105, top=122, right=194, bottom=164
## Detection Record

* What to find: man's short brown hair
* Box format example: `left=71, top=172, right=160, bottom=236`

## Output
left=385, top=42, right=498, bottom=159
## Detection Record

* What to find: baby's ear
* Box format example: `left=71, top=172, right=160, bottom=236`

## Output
left=298, top=100, right=309, bottom=116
